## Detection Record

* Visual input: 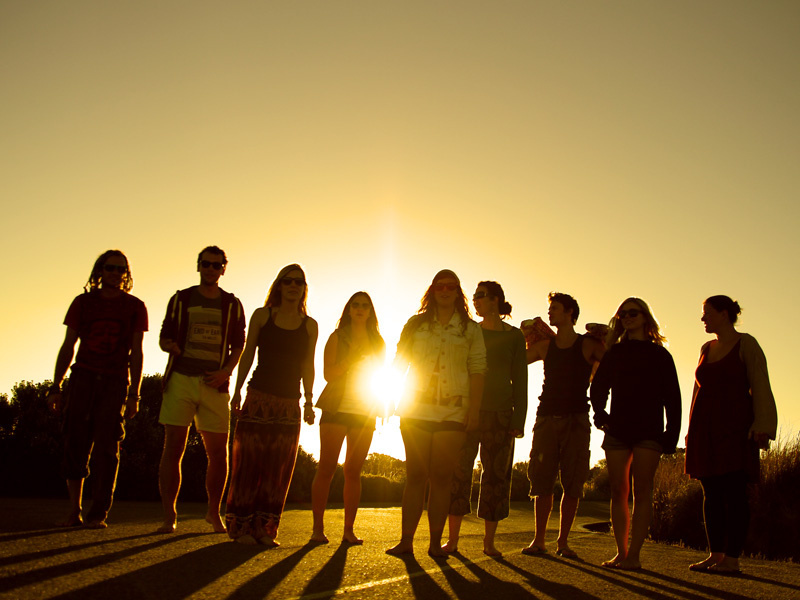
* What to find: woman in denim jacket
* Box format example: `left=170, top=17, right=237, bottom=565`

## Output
left=387, top=270, right=487, bottom=557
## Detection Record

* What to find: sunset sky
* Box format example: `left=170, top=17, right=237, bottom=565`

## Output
left=2, top=1, right=798, bottom=467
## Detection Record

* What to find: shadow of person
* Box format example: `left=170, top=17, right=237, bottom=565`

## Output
left=300, top=542, right=351, bottom=599
left=442, top=554, right=530, bottom=599
left=229, top=542, right=318, bottom=598
left=397, top=554, right=452, bottom=600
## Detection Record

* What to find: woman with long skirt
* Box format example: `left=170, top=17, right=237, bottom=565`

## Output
left=685, top=295, right=777, bottom=574
left=386, top=269, right=486, bottom=557
left=590, top=297, right=681, bottom=570
left=225, top=264, right=318, bottom=546
left=442, top=280, right=527, bottom=556
left=310, top=291, right=385, bottom=544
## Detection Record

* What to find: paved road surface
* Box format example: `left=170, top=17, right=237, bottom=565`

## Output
left=1, top=498, right=798, bottom=599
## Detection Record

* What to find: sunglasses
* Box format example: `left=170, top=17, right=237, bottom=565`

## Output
left=281, top=277, right=306, bottom=286
left=434, top=283, right=458, bottom=292
left=199, top=260, right=224, bottom=270
left=617, top=309, right=642, bottom=319
left=473, top=292, right=489, bottom=300
left=103, top=265, right=126, bottom=273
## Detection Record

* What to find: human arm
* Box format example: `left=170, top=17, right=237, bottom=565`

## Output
left=740, top=334, right=778, bottom=445
left=124, top=331, right=144, bottom=419
left=583, top=335, right=606, bottom=381
left=159, top=293, right=182, bottom=355
left=322, top=331, right=349, bottom=382
left=510, top=329, right=528, bottom=436
left=203, top=347, right=243, bottom=390
left=526, top=339, right=549, bottom=365
left=660, top=350, right=682, bottom=454
left=47, top=327, right=79, bottom=413
left=302, top=318, right=319, bottom=425
left=589, top=351, right=613, bottom=430
left=230, top=309, right=264, bottom=414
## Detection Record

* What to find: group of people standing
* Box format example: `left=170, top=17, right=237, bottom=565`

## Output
left=46, top=248, right=777, bottom=575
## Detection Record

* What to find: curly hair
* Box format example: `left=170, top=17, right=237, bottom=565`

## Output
left=85, top=250, right=133, bottom=293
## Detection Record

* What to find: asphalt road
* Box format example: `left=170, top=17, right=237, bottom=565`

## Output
left=1, top=498, right=798, bottom=599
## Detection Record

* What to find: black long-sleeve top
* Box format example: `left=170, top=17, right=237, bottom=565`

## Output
left=590, top=339, right=682, bottom=453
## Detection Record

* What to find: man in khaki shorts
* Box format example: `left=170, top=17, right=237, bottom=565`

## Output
left=156, top=246, right=246, bottom=533
left=522, top=293, right=605, bottom=558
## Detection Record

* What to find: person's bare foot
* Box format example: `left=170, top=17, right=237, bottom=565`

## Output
left=342, top=531, right=363, bottom=545
left=616, top=558, right=641, bottom=570
left=689, top=556, right=720, bottom=571
left=56, top=511, right=83, bottom=528
left=235, top=534, right=257, bottom=545
left=601, top=554, right=624, bottom=568
left=428, top=545, right=448, bottom=558
left=205, top=513, right=227, bottom=533
left=258, top=537, right=280, bottom=548
left=386, top=540, right=414, bottom=555
left=441, top=540, right=458, bottom=554
left=156, top=520, right=176, bottom=533
left=85, top=519, right=107, bottom=529
left=310, top=531, right=329, bottom=543
left=483, top=546, right=502, bottom=557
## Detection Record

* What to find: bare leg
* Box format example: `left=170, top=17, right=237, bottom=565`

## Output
left=200, top=430, right=229, bottom=533
left=311, top=423, right=347, bottom=543
left=484, top=520, right=501, bottom=556
left=57, top=479, right=84, bottom=527
left=341, top=426, right=374, bottom=544
left=525, top=494, right=553, bottom=552
left=620, top=447, right=660, bottom=569
left=691, top=551, right=725, bottom=570
left=442, top=514, right=463, bottom=553
left=157, top=425, right=189, bottom=533
left=427, top=430, right=465, bottom=557
left=386, top=427, right=431, bottom=555
left=603, top=449, right=633, bottom=567
left=556, top=493, right=580, bottom=556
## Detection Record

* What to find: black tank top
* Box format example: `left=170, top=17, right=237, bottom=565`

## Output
left=249, top=310, right=309, bottom=399
left=537, top=334, right=592, bottom=416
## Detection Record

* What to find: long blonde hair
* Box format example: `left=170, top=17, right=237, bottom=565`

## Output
left=606, top=297, right=666, bottom=348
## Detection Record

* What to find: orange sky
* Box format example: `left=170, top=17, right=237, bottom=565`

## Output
left=2, top=1, right=798, bottom=467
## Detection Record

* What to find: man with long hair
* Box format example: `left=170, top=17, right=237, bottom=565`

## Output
left=47, top=250, right=148, bottom=529
left=156, top=246, right=245, bottom=533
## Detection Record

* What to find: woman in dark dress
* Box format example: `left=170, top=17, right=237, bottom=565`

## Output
left=685, top=295, right=777, bottom=574
left=590, top=297, right=681, bottom=570
left=226, top=264, right=318, bottom=545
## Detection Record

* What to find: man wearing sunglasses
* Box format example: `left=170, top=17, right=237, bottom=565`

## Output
left=522, top=292, right=605, bottom=559
left=156, top=245, right=246, bottom=534
left=46, top=250, right=148, bottom=529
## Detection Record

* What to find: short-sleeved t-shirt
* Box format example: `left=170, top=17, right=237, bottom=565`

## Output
left=173, top=289, right=223, bottom=376
left=64, top=290, right=149, bottom=377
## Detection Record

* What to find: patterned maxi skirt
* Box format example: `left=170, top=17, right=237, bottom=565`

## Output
left=225, top=387, right=301, bottom=541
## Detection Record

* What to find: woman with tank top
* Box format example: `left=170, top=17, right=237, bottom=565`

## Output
left=386, top=269, right=487, bottom=557
left=310, top=292, right=386, bottom=544
left=590, top=297, right=681, bottom=570
left=442, top=280, right=527, bottom=556
left=225, top=264, right=318, bottom=546
left=684, top=295, right=777, bottom=575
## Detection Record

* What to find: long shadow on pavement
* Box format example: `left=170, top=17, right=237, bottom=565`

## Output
left=300, top=542, right=351, bottom=599
left=645, top=567, right=800, bottom=598
left=443, top=553, right=536, bottom=599
left=227, top=542, right=317, bottom=599
left=396, top=554, right=452, bottom=600
left=0, top=532, right=207, bottom=596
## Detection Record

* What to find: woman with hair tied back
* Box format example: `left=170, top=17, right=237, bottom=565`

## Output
left=443, top=280, right=527, bottom=556
left=685, top=295, right=777, bottom=575
left=310, top=292, right=386, bottom=545
left=387, top=269, right=487, bottom=557
left=590, top=297, right=681, bottom=570
left=225, top=264, right=318, bottom=546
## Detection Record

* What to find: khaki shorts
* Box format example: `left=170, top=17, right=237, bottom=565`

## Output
left=159, top=372, right=230, bottom=433
left=527, top=413, right=591, bottom=499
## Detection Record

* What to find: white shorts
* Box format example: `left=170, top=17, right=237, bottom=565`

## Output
left=159, top=372, right=230, bottom=433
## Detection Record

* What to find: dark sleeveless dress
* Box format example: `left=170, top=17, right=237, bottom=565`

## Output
left=684, top=339, right=760, bottom=481
left=225, top=312, right=309, bottom=541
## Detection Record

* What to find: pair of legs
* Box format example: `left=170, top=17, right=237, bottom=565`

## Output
left=690, top=470, right=749, bottom=573
left=525, top=493, right=579, bottom=556
left=525, top=414, right=590, bottom=556
left=59, top=370, right=127, bottom=529
left=311, top=421, right=374, bottom=544
left=444, top=409, right=514, bottom=556
left=387, top=424, right=465, bottom=557
left=157, top=424, right=229, bottom=533
left=604, top=446, right=661, bottom=569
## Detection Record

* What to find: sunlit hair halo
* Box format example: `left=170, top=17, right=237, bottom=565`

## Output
left=85, top=250, right=133, bottom=293
left=417, top=269, right=472, bottom=332
left=337, top=291, right=381, bottom=340
left=606, top=296, right=667, bottom=347
left=264, top=263, right=308, bottom=314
